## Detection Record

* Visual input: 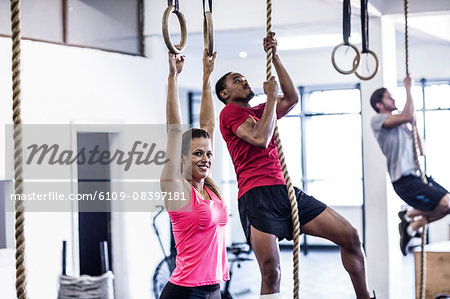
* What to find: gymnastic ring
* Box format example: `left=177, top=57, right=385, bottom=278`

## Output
left=203, top=11, right=214, bottom=56
left=331, top=42, right=361, bottom=75
left=162, top=5, right=187, bottom=54
left=353, top=50, right=379, bottom=81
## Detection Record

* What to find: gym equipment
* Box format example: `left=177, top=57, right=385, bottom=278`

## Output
left=203, top=0, right=214, bottom=55
left=353, top=0, right=379, bottom=80
left=331, top=0, right=361, bottom=75
left=152, top=206, right=176, bottom=299
left=265, top=1, right=301, bottom=298
left=9, top=0, right=27, bottom=297
left=162, top=0, right=187, bottom=54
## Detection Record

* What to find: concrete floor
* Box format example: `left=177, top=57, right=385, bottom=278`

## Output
left=224, top=246, right=415, bottom=299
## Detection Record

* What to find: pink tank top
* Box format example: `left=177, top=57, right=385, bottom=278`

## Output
left=168, top=185, right=229, bottom=287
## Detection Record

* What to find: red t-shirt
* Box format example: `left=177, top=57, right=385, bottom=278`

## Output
left=220, top=102, right=285, bottom=198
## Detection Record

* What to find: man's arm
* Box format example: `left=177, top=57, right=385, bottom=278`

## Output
left=235, top=77, right=279, bottom=149
left=199, top=50, right=217, bottom=150
left=264, top=32, right=299, bottom=118
left=382, top=75, right=415, bottom=128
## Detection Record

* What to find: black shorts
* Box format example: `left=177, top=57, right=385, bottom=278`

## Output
left=159, top=282, right=221, bottom=299
left=393, top=175, right=448, bottom=211
left=238, top=185, right=327, bottom=243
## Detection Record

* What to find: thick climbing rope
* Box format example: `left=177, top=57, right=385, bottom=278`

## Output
left=10, top=0, right=28, bottom=298
left=265, top=1, right=300, bottom=298
left=404, top=1, right=427, bottom=298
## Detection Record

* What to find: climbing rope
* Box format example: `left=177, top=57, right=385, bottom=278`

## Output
left=265, top=1, right=300, bottom=298
left=412, top=119, right=428, bottom=299
left=404, top=1, right=427, bottom=298
left=10, top=0, right=28, bottom=298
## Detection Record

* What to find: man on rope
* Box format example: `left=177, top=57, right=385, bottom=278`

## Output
left=216, top=32, right=374, bottom=299
left=370, top=75, right=450, bottom=256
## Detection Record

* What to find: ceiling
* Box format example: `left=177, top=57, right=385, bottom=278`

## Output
left=146, top=0, right=450, bottom=59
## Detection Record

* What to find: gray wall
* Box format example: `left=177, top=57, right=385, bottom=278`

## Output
left=0, top=181, right=5, bottom=248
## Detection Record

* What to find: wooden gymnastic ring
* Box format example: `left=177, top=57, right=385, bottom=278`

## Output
left=354, top=50, right=379, bottom=80
left=203, top=11, right=214, bottom=55
left=162, top=5, right=187, bottom=54
left=331, top=42, right=361, bottom=75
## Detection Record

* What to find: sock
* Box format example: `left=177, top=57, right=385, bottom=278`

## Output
left=407, top=225, right=417, bottom=237
left=260, top=293, right=282, bottom=299
left=404, top=213, right=414, bottom=222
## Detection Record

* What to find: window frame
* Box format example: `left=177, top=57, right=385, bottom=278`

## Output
left=0, top=0, right=145, bottom=56
left=404, top=78, right=450, bottom=174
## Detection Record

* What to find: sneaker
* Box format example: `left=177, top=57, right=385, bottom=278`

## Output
left=398, top=210, right=408, bottom=222
left=398, top=210, right=423, bottom=237
left=398, top=210, right=412, bottom=256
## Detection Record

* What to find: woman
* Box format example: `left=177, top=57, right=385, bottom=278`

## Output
left=159, top=49, right=229, bottom=299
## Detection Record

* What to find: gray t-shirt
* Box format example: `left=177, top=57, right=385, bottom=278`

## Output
left=371, top=113, right=418, bottom=182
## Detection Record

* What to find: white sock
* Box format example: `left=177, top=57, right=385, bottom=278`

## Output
left=404, top=213, right=414, bottom=222
left=407, top=225, right=417, bottom=237
left=260, top=293, right=282, bottom=299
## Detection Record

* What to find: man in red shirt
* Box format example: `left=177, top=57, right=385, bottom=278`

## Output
left=217, top=32, right=374, bottom=299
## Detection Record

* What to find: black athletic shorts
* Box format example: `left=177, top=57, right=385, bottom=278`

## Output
left=238, top=184, right=327, bottom=243
left=392, top=175, right=448, bottom=211
left=159, top=282, right=221, bottom=299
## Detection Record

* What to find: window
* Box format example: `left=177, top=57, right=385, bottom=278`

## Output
left=393, top=80, right=450, bottom=189
left=67, top=0, right=142, bottom=54
left=0, top=0, right=63, bottom=42
left=191, top=86, right=364, bottom=206
left=295, top=87, right=363, bottom=206
left=252, top=86, right=364, bottom=206
left=0, top=0, right=143, bottom=55
left=188, top=92, right=202, bottom=127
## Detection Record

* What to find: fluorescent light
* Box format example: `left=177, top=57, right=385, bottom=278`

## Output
left=239, top=51, right=248, bottom=58
left=278, top=33, right=361, bottom=51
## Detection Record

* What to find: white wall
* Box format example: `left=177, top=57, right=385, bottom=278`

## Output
left=0, top=35, right=175, bottom=299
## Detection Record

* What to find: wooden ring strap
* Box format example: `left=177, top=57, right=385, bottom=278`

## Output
left=203, top=11, right=214, bottom=55
left=331, top=42, right=361, bottom=75
left=162, top=5, right=187, bottom=54
left=353, top=50, right=379, bottom=80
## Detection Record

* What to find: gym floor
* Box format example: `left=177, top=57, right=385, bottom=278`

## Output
left=226, top=247, right=415, bottom=299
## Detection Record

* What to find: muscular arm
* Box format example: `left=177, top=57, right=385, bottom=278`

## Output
left=199, top=50, right=217, bottom=150
left=264, top=32, right=299, bottom=118
left=235, top=77, right=278, bottom=149
left=382, top=75, right=415, bottom=128
left=162, top=72, right=182, bottom=181
left=160, top=53, right=190, bottom=211
left=272, top=54, right=299, bottom=117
